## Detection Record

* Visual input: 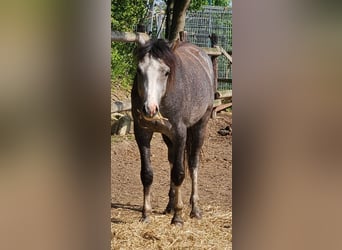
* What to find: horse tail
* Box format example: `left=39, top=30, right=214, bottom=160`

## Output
left=185, top=127, right=198, bottom=176
left=185, top=130, right=192, bottom=178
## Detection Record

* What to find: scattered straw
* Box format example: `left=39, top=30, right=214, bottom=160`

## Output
left=111, top=205, right=232, bottom=250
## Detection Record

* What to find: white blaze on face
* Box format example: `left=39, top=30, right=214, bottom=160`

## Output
left=139, top=54, right=169, bottom=116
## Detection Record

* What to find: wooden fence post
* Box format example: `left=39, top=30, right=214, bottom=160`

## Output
left=179, top=31, right=187, bottom=42
left=210, top=33, right=219, bottom=93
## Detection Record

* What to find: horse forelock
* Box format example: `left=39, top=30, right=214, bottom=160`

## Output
left=136, top=39, right=176, bottom=89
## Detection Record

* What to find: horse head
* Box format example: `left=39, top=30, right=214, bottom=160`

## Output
left=135, top=39, right=175, bottom=118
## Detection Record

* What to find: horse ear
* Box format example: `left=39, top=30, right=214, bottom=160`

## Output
left=136, top=32, right=149, bottom=46
left=170, top=39, right=180, bottom=51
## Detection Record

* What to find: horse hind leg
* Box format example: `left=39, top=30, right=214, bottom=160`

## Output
left=170, top=182, right=184, bottom=226
left=141, top=184, right=152, bottom=223
left=164, top=166, right=175, bottom=214
left=170, top=128, right=187, bottom=226
left=187, top=117, right=210, bottom=219
left=165, top=147, right=188, bottom=215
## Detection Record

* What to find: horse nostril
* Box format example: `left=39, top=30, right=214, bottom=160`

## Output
left=143, top=105, right=149, bottom=116
left=155, top=106, right=159, bottom=113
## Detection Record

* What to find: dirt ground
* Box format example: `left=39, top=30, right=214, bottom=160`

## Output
left=111, top=87, right=232, bottom=214
left=111, top=87, right=232, bottom=248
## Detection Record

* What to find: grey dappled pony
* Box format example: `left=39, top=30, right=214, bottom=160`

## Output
left=131, top=39, right=215, bottom=225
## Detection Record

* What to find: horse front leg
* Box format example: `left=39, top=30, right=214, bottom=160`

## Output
left=162, top=134, right=175, bottom=214
left=170, top=129, right=187, bottom=226
left=135, top=126, right=154, bottom=223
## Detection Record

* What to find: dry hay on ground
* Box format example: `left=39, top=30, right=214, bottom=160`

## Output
left=111, top=205, right=232, bottom=249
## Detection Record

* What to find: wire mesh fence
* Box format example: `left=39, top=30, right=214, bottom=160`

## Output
left=185, top=6, right=232, bottom=91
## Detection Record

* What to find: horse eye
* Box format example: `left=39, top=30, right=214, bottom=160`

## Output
left=164, top=71, right=170, bottom=76
left=137, top=67, right=142, bottom=74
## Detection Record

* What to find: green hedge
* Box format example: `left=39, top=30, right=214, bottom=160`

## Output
left=111, top=0, right=146, bottom=87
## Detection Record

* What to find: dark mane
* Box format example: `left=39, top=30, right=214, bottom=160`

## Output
left=135, top=39, right=176, bottom=87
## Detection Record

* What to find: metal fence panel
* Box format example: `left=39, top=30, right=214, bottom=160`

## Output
left=185, top=6, right=232, bottom=91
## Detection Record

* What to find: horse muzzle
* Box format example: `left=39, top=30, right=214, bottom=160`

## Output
left=143, top=103, right=159, bottom=118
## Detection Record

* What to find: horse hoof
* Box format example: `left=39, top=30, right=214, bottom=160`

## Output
left=139, top=216, right=150, bottom=223
left=163, top=206, right=174, bottom=214
left=171, top=217, right=184, bottom=226
left=190, top=210, right=202, bottom=219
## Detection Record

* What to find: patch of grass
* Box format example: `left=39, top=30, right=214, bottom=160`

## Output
left=111, top=134, right=135, bottom=144
left=111, top=79, right=132, bottom=92
left=111, top=79, right=131, bottom=97
left=225, top=107, right=232, bottom=112
left=126, top=134, right=135, bottom=140
left=111, top=135, right=124, bottom=143
left=111, top=41, right=136, bottom=91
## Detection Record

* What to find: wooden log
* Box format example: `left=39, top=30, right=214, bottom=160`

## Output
left=111, top=113, right=123, bottom=134
left=213, top=103, right=232, bottom=113
left=111, top=100, right=131, bottom=113
left=111, top=113, right=132, bottom=135
left=116, top=115, right=132, bottom=135
left=219, top=47, right=232, bottom=63
left=204, top=98, right=234, bottom=119
left=111, top=31, right=150, bottom=43
left=213, top=99, right=222, bottom=107
left=202, top=47, right=222, bottom=56
left=215, top=90, right=232, bottom=99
